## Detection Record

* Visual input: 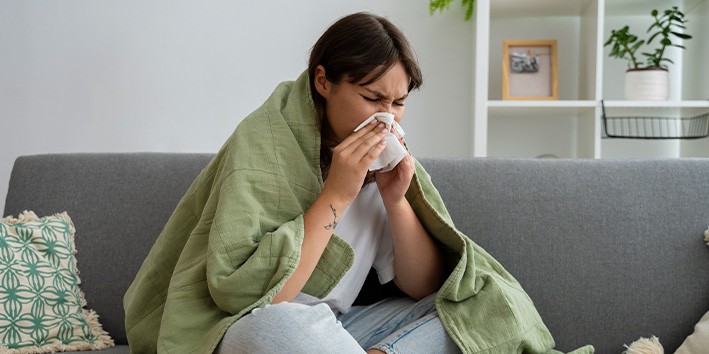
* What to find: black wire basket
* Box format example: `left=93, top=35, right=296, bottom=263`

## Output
left=601, top=100, right=709, bottom=140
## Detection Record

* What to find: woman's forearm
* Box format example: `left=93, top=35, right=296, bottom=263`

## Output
left=386, top=199, right=444, bottom=300
left=271, top=190, right=349, bottom=304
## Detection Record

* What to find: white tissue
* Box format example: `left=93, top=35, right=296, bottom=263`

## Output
left=354, top=112, right=408, bottom=172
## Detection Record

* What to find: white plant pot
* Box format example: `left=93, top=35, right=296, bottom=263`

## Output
left=624, top=69, right=669, bottom=101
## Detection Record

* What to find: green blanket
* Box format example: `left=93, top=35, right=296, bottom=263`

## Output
left=123, top=71, right=594, bottom=354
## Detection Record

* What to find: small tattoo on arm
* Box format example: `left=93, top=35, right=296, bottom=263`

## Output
left=324, top=204, right=338, bottom=230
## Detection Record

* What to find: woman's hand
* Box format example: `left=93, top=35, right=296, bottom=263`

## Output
left=323, top=120, right=389, bottom=205
left=375, top=147, right=415, bottom=209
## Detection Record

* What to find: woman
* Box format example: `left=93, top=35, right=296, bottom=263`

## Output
left=124, top=12, right=582, bottom=354
left=217, top=12, right=452, bottom=354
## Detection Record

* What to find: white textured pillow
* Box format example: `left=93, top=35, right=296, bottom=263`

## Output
left=0, top=211, right=114, bottom=353
left=674, top=227, right=709, bottom=353
left=675, top=311, right=709, bottom=354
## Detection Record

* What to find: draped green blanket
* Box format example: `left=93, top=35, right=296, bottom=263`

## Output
left=123, top=71, right=594, bottom=354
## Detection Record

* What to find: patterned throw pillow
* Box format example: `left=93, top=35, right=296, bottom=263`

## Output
left=0, top=211, right=113, bottom=353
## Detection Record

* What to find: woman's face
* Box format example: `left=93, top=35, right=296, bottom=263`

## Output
left=315, top=62, right=409, bottom=144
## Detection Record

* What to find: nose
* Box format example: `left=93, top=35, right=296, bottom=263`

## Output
left=378, top=102, right=396, bottom=115
left=377, top=103, right=401, bottom=123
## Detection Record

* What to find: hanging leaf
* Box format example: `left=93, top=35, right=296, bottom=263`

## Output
left=429, top=0, right=476, bottom=21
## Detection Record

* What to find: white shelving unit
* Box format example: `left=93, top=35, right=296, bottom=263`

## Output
left=472, top=0, right=709, bottom=158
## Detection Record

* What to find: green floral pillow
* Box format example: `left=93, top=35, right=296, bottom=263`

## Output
left=0, top=211, right=113, bottom=353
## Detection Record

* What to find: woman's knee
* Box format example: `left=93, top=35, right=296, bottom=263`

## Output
left=217, top=302, right=363, bottom=353
left=230, top=302, right=331, bottom=339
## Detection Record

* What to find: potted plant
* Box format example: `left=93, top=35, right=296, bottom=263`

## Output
left=604, top=6, right=692, bottom=100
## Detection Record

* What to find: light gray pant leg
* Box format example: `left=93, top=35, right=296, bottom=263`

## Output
left=215, top=302, right=365, bottom=354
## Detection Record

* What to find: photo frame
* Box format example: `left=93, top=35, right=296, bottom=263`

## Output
left=502, top=40, right=558, bottom=100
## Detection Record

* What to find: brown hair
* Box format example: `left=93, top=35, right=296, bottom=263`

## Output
left=309, top=12, right=423, bottom=117
left=309, top=12, right=423, bottom=177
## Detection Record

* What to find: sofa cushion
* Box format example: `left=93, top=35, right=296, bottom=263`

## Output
left=3, top=153, right=215, bottom=345
left=0, top=211, right=113, bottom=352
left=419, top=158, right=709, bottom=353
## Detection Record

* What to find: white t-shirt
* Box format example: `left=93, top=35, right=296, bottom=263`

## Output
left=292, top=182, right=395, bottom=314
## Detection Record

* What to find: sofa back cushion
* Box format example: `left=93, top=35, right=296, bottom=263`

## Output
left=3, top=153, right=213, bottom=345
left=420, top=157, right=709, bottom=353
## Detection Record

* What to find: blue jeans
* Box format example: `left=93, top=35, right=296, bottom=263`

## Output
left=215, top=293, right=461, bottom=353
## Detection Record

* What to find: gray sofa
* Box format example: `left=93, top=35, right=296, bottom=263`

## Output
left=3, top=153, right=709, bottom=353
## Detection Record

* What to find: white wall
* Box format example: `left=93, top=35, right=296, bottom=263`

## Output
left=681, top=0, right=709, bottom=157
left=0, top=0, right=475, bottom=214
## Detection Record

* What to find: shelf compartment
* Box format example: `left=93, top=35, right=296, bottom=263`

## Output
left=601, top=100, right=709, bottom=139
left=486, top=0, right=600, bottom=101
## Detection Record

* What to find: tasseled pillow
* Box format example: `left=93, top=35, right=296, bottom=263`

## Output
left=623, top=336, right=664, bottom=354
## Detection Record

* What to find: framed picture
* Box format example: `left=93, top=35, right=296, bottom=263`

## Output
left=502, top=40, right=558, bottom=100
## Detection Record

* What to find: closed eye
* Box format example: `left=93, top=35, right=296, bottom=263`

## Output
left=362, top=87, right=408, bottom=107
left=362, top=95, right=405, bottom=107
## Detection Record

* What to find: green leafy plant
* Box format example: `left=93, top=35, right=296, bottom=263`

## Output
left=605, top=6, right=692, bottom=70
left=429, top=0, right=475, bottom=21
